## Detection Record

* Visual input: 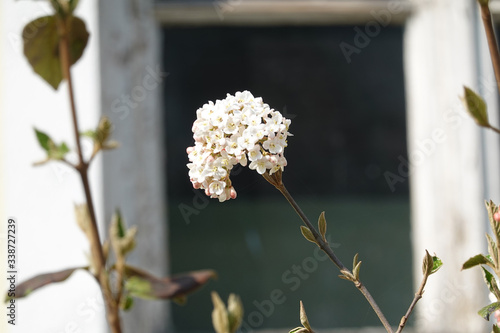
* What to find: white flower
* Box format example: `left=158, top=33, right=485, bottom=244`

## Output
left=269, top=155, right=287, bottom=175
left=223, top=116, right=240, bottom=135
left=249, top=157, right=272, bottom=175
left=262, top=137, right=283, bottom=154
left=187, top=90, right=291, bottom=202
left=247, top=145, right=263, bottom=162
left=248, top=124, right=267, bottom=140
left=237, top=132, right=257, bottom=151
left=201, top=162, right=227, bottom=180
left=209, top=180, right=226, bottom=196
left=225, top=134, right=243, bottom=155
left=237, top=153, right=248, bottom=167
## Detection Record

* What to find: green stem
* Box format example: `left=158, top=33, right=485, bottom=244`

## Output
left=266, top=172, right=393, bottom=333
left=57, top=16, right=122, bottom=333
left=480, top=2, right=500, bottom=96
left=488, top=124, right=500, bottom=135
left=395, top=273, right=428, bottom=333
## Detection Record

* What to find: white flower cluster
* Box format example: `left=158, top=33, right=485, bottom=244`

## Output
left=187, top=90, right=292, bottom=202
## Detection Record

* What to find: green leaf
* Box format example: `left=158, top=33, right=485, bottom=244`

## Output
left=463, top=86, right=489, bottom=127
left=23, top=16, right=60, bottom=89
left=34, top=128, right=70, bottom=161
left=124, top=276, right=155, bottom=300
left=352, top=253, right=359, bottom=272
left=338, top=269, right=356, bottom=282
left=422, top=250, right=434, bottom=276
left=34, top=128, right=52, bottom=152
left=115, top=209, right=125, bottom=238
left=69, top=0, right=81, bottom=13
left=289, top=327, right=309, bottom=333
left=300, top=301, right=312, bottom=332
left=81, top=130, right=97, bottom=139
left=487, top=233, right=499, bottom=269
left=172, top=296, right=187, bottom=305
left=23, top=15, right=89, bottom=89
left=119, top=295, right=134, bottom=311
left=227, top=294, right=244, bottom=333
left=110, top=210, right=137, bottom=257
left=211, top=291, right=229, bottom=333
left=482, top=267, right=500, bottom=300
left=478, top=302, right=500, bottom=321
left=49, top=141, right=70, bottom=160
left=96, top=117, right=112, bottom=145
left=50, top=0, right=81, bottom=16
left=300, top=226, right=317, bottom=245
left=493, top=324, right=500, bottom=333
left=462, top=254, right=492, bottom=270
left=318, top=211, right=326, bottom=242
left=486, top=201, right=500, bottom=249
left=431, top=255, right=443, bottom=274
left=353, top=260, right=362, bottom=280
left=123, top=265, right=216, bottom=300
left=82, top=117, right=119, bottom=153
left=4, top=267, right=87, bottom=301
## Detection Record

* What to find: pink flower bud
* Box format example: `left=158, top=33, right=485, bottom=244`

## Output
left=494, top=212, right=500, bottom=222
left=186, top=147, right=194, bottom=154
left=494, top=310, right=500, bottom=324
left=230, top=187, right=237, bottom=199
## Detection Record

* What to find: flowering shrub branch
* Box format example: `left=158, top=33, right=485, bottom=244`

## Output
left=461, top=1, right=500, bottom=332
left=6, top=1, right=216, bottom=332
left=187, top=91, right=291, bottom=202
left=188, top=91, right=441, bottom=333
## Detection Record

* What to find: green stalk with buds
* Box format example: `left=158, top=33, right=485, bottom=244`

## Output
left=188, top=91, right=442, bottom=332
left=6, top=1, right=216, bottom=332
left=461, top=1, right=500, bottom=332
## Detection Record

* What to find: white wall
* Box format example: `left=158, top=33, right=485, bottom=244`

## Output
left=1, top=1, right=106, bottom=332
left=405, top=0, right=499, bottom=332
left=98, top=0, right=170, bottom=332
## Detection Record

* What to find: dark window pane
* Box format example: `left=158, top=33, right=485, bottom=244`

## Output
left=162, top=26, right=411, bottom=331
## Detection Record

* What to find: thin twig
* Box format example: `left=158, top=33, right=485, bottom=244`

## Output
left=480, top=2, right=500, bottom=96
left=488, top=125, right=500, bottom=135
left=270, top=177, right=394, bottom=333
left=57, top=16, right=122, bottom=333
left=114, top=255, right=125, bottom=309
left=395, top=274, right=428, bottom=333
left=87, top=146, right=100, bottom=165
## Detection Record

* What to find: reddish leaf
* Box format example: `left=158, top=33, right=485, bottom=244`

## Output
left=5, top=267, right=87, bottom=301
left=124, top=265, right=216, bottom=300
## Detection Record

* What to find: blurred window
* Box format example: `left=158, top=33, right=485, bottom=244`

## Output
left=162, top=16, right=410, bottom=333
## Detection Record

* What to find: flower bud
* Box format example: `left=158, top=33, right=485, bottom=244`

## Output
left=494, top=212, right=500, bottom=222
